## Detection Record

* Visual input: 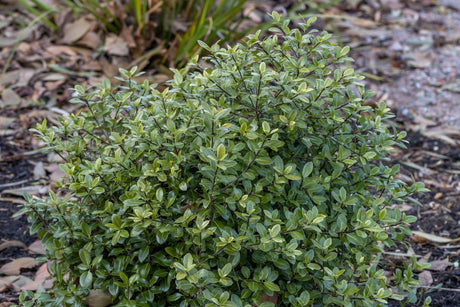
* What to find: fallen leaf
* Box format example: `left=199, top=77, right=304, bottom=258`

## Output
left=33, top=161, right=46, bottom=180
left=45, top=79, right=66, bottom=91
left=411, top=230, right=455, bottom=244
left=0, top=27, right=34, bottom=47
left=0, top=257, right=39, bottom=276
left=2, top=185, right=49, bottom=196
left=78, top=31, right=101, bottom=50
left=34, top=263, right=51, bottom=284
left=1, top=88, right=24, bottom=108
left=45, top=163, right=66, bottom=185
left=418, top=270, right=433, bottom=287
left=405, top=52, right=432, bottom=69
left=46, top=45, right=78, bottom=57
left=120, top=26, right=136, bottom=48
left=0, top=278, right=13, bottom=293
left=438, top=0, right=460, bottom=11
left=103, top=33, right=129, bottom=56
left=83, top=289, right=113, bottom=307
left=259, top=291, right=278, bottom=305
left=9, top=275, right=35, bottom=289
left=411, top=235, right=428, bottom=243
left=21, top=262, right=53, bottom=291
left=428, top=259, right=453, bottom=271
left=28, top=240, right=46, bottom=255
left=0, top=240, right=27, bottom=252
left=0, top=69, right=36, bottom=87
left=62, top=18, right=92, bottom=44
left=442, top=82, right=460, bottom=93
left=0, top=116, right=15, bottom=129
left=42, top=73, right=67, bottom=81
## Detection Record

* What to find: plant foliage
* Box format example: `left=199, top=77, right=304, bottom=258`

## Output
left=17, top=14, right=428, bottom=307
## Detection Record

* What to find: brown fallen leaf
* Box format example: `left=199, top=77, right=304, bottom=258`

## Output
left=411, top=230, right=456, bottom=244
left=34, top=262, right=52, bottom=285
left=46, top=45, right=78, bottom=57
left=405, top=51, right=432, bottom=69
left=62, top=18, right=92, bottom=44
left=0, top=257, right=39, bottom=276
left=0, top=69, right=34, bottom=88
left=45, top=163, right=67, bottom=186
left=21, top=262, right=53, bottom=291
left=28, top=240, right=46, bottom=255
left=259, top=291, right=278, bottom=305
left=83, top=289, right=113, bottom=307
left=78, top=31, right=101, bottom=50
left=418, top=270, right=433, bottom=287
left=33, top=161, right=46, bottom=180
left=428, top=260, right=453, bottom=271
left=8, top=275, right=35, bottom=289
left=103, top=33, right=129, bottom=56
left=1, top=88, right=24, bottom=108
left=2, top=185, right=49, bottom=196
left=0, top=240, right=27, bottom=252
left=0, top=278, right=13, bottom=293
left=411, top=235, right=428, bottom=243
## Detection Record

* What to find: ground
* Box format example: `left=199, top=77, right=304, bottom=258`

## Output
left=0, top=0, right=459, bottom=305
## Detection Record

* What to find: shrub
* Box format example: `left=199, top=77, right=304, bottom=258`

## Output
left=18, top=13, right=428, bottom=306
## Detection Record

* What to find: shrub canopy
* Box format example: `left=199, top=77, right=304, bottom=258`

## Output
left=19, top=14, right=428, bottom=307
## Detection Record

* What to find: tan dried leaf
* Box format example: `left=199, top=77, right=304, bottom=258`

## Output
left=20, top=262, right=54, bottom=291
left=429, top=260, right=453, bottom=271
left=28, top=240, right=46, bottom=255
left=1, top=88, right=24, bottom=108
left=411, top=230, right=455, bottom=244
left=62, top=18, right=92, bottom=44
left=259, top=291, right=278, bottom=305
left=0, top=258, right=39, bottom=276
left=103, top=33, right=129, bottom=56
left=418, top=270, right=433, bottom=287
left=83, top=289, right=113, bottom=307
left=78, top=31, right=101, bottom=50
left=33, top=161, right=46, bottom=180
left=0, top=240, right=27, bottom=252
left=0, top=117, right=15, bottom=129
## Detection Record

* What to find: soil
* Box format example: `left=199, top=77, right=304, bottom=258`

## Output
left=388, top=129, right=460, bottom=306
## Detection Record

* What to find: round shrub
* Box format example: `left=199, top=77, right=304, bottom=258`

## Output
left=19, top=14, right=428, bottom=307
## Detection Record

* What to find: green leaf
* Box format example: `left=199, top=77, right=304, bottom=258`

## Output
left=220, top=263, right=232, bottom=277
left=183, top=253, right=194, bottom=269
left=307, top=263, right=321, bottom=270
left=156, top=188, right=164, bottom=202
left=256, top=156, right=272, bottom=165
left=259, top=62, right=266, bottom=74
left=80, top=271, right=93, bottom=288
left=264, top=281, right=280, bottom=292
left=302, top=162, right=313, bottom=178
left=262, top=121, right=270, bottom=134
left=297, top=290, right=310, bottom=305
left=269, top=224, right=281, bottom=238
left=340, top=46, right=350, bottom=57
left=165, top=246, right=180, bottom=258
left=217, top=144, right=227, bottom=161
left=120, top=272, right=129, bottom=285
left=79, top=248, right=91, bottom=266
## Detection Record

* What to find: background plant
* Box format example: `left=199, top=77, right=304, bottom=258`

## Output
left=17, top=0, right=345, bottom=67
left=16, top=13, right=429, bottom=307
